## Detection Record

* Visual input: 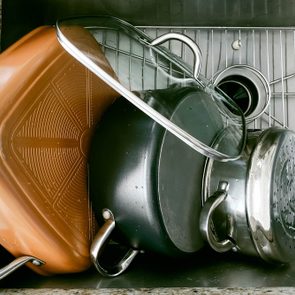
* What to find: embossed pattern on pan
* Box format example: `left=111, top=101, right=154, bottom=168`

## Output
left=0, top=26, right=118, bottom=275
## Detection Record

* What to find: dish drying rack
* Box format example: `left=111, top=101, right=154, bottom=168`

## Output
left=97, top=26, right=295, bottom=131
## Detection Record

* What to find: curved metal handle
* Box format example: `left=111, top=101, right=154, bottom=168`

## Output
left=200, top=181, right=235, bottom=253
left=0, top=256, right=44, bottom=280
left=90, top=209, right=139, bottom=277
left=151, top=32, right=202, bottom=80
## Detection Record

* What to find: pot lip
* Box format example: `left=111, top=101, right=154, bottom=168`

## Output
left=201, top=127, right=295, bottom=263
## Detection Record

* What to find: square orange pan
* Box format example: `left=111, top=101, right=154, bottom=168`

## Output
left=0, top=26, right=118, bottom=275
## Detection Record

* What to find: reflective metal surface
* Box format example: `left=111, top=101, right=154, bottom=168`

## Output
left=202, top=129, right=258, bottom=258
left=151, top=32, right=202, bottom=80
left=0, top=256, right=44, bottom=281
left=202, top=127, right=295, bottom=263
left=199, top=181, right=234, bottom=252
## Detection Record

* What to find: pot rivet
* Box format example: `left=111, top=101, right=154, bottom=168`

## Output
left=232, top=246, right=238, bottom=252
left=32, top=259, right=43, bottom=266
left=102, top=209, right=111, bottom=220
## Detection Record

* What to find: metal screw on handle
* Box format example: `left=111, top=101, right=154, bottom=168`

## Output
left=151, top=32, right=202, bottom=80
left=199, top=181, right=235, bottom=253
left=90, top=208, right=139, bottom=277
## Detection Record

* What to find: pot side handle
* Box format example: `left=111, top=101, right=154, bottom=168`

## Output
left=90, top=209, right=139, bottom=277
left=0, top=256, right=44, bottom=280
left=199, top=181, right=235, bottom=253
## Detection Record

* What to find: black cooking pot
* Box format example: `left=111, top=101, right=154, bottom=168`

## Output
left=89, top=84, right=229, bottom=276
left=56, top=16, right=246, bottom=277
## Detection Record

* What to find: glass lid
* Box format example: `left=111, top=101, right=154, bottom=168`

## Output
left=56, top=16, right=246, bottom=161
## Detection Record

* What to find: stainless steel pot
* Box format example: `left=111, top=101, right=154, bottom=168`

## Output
left=55, top=16, right=247, bottom=277
left=200, top=127, right=295, bottom=263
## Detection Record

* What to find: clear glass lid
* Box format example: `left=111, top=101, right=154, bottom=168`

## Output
left=56, top=16, right=246, bottom=161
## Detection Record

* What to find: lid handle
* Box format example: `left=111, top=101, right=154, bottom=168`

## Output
left=151, top=32, right=202, bottom=80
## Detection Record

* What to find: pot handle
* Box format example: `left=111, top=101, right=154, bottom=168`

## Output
left=0, top=256, right=44, bottom=280
left=150, top=32, right=202, bottom=80
left=90, top=209, right=139, bottom=277
left=199, top=181, right=235, bottom=253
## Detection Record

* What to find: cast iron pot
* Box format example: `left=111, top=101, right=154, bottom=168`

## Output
left=89, top=84, right=231, bottom=276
